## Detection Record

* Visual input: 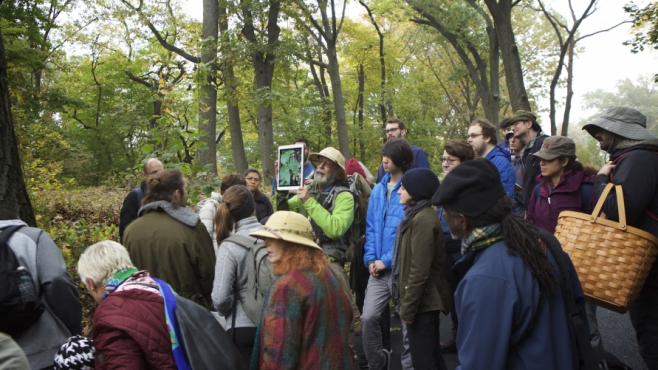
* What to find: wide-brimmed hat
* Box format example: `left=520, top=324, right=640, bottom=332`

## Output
left=533, top=136, right=576, bottom=160
left=582, top=106, right=657, bottom=141
left=308, top=147, right=347, bottom=180
left=250, top=211, right=322, bottom=251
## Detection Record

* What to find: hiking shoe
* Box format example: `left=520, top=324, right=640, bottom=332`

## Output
left=440, top=336, right=457, bottom=353
left=358, top=353, right=368, bottom=369
left=382, top=349, right=391, bottom=370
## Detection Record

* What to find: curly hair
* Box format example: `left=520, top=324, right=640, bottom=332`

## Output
left=471, top=119, right=499, bottom=145
left=273, top=243, right=329, bottom=276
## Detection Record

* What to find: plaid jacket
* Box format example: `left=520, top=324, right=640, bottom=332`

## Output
left=250, top=267, right=354, bottom=369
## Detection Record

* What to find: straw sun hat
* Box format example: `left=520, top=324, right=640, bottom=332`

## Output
left=308, top=147, right=347, bottom=181
left=250, top=211, right=323, bottom=252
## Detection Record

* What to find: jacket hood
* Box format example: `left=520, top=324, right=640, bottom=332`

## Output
left=0, top=219, right=28, bottom=231
left=485, top=145, right=512, bottom=161
left=138, top=200, right=199, bottom=227
left=610, top=143, right=658, bottom=160
left=196, top=192, right=222, bottom=211
left=536, top=170, right=590, bottom=195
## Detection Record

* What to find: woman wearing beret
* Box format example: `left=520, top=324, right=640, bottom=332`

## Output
left=249, top=211, right=355, bottom=370
left=393, top=168, right=452, bottom=370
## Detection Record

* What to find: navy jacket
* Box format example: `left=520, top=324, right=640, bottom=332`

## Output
left=375, top=144, right=430, bottom=183
left=454, top=240, right=586, bottom=370
left=485, top=146, right=516, bottom=198
left=363, top=172, right=405, bottom=269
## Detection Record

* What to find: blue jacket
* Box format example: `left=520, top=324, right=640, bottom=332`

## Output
left=376, top=145, right=430, bottom=183
left=363, top=172, right=405, bottom=269
left=485, top=146, right=516, bottom=198
left=454, top=240, right=586, bottom=370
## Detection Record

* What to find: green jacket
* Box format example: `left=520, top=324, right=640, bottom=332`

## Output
left=397, top=207, right=452, bottom=323
left=123, top=202, right=216, bottom=309
left=276, top=184, right=354, bottom=260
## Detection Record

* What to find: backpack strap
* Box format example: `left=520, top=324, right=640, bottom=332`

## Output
left=580, top=182, right=593, bottom=213
left=134, top=186, right=144, bottom=209
left=151, top=278, right=191, bottom=370
left=533, top=183, right=541, bottom=202
left=537, top=229, right=595, bottom=370
left=223, top=235, right=260, bottom=249
left=0, top=226, right=23, bottom=247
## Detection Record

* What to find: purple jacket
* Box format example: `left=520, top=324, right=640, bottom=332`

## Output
left=526, top=170, right=593, bottom=233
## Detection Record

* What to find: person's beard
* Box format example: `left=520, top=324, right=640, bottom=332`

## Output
left=314, top=169, right=335, bottom=187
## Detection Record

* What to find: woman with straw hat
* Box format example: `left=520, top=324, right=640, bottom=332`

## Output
left=249, top=211, right=355, bottom=369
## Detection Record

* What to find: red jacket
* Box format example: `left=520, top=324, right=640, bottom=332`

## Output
left=92, top=290, right=177, bottom=369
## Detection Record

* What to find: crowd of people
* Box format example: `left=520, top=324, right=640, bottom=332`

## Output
left=1, top=106, right=658, bottom=370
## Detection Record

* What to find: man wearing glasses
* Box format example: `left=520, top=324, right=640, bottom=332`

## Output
left=375, top=118, right=430, bottom=183
left=119, top=157, right=164, bottom=241
left=508, top=110, right=549, bottom=212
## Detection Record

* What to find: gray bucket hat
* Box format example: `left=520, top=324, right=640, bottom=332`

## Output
left=582, top=106, right=657, bottom=141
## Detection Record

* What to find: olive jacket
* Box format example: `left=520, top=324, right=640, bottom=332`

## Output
left=123, top=201, right=216, bottom=309
left=397, top=206, right=452, bottom=323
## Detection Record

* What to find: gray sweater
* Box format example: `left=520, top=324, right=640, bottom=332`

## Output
left=211, top=216, right=262, bottom=329
left=0, top=220, right=82, bottom=369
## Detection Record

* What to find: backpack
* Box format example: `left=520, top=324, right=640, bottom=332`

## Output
left=223, top=234, right=274, bottom=325
left=132, top=278, right=246, bottom=370
left=134, top=186, right=144, bottom=208
left=0, top=225, right=45, bottom=336
left=340, top=173, right=371, bottom=260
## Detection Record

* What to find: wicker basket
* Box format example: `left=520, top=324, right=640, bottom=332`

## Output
left=554, top=183, right=658, bottom=313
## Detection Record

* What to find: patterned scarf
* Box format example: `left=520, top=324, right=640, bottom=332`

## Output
left=461, top=223, right=504, bottom=255
left=102, top=267, right=138, bottom=301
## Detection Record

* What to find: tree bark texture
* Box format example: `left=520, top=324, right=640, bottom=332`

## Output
left=197, top=0, right=219, bottom=174
left=326, top=46, right=350, bottom=159
left=241, top=0, right=281, bottom=185
left=219, top=2, right=248, bottom=174
left=0, top=30, right=36, bottom=226
left=483, top=0, right=531, bottom=113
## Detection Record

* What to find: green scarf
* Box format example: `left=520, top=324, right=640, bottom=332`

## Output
left=102, top=267, right=138, bottom=301
left=461, top=223, right=504, bottom=255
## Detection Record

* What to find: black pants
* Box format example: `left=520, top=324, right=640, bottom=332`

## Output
left=227, top=327, right=257, bottom=366
left=444, top=251, right=465, bottom=330
left=406, top=310, right=447, bottom=370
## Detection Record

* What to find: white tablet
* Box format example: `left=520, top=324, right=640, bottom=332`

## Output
left=277, top=144, right=305, bottom=191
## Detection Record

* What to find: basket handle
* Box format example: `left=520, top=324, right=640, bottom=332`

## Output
left=590, top=183, right=627, bottom=230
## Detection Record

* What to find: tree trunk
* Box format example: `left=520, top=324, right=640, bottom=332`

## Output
left=197, top=0, right=219, bottom=174
left=0, top=30, right=36, bottom=226
left=219, top=2, right=248, bottom=174
left=358, top=64, right=365, bottom=161
left=484, top=0, right=531, bottom=112
left=561, top=39, right=575, bottom=137
left=327, top=44, right=350, bottom=158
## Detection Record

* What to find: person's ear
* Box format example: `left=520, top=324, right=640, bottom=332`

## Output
left=561, top=157, right=570, bottom=168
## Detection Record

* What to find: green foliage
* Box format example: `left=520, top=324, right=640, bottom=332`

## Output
left=278, top=149, right=301, bottom=186
left=625, top=2, right=658, bottom=81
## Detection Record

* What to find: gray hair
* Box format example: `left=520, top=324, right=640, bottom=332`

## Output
left=77, top=240, right=135, bottom=289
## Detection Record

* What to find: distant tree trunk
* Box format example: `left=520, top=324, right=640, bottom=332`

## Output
left=241, top=0, right=281, bottom=185
left=483, top=0, right=531, bottom=112
left=359, top=1, right=388, bottom=124
left=219, top=2, right=248, bottom=173
left=358, top=64, right=365, bottom=161
left=197, top=0, right=219, bottom=174
left=309, top=51, right=332, bottom=148
left=326, top=44, right=349, bottom=158
left=561, top=39, right=575, bottom=136
left=0, top=30, right=36, bottom=225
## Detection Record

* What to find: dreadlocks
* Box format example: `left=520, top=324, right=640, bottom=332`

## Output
left=464, top=196, right=557, bottom=295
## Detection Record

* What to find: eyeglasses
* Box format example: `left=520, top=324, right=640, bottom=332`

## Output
left=441, top=157, right=457, bottom=164
left=385, top=127, right=400, bottom=134
left=467, top=133, right=483, bottom=139
left=315, top=158, right=334, bottom=168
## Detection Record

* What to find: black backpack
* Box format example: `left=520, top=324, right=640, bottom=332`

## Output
left=0, top=225, right=45, bottom=336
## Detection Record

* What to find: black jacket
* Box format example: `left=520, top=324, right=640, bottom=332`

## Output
left=591, top=144, right=658, bottom=285
left=521, top=133, right=549, bottom=210
left=119, top=181, right=146, bottom=242
left=254, top=191, right=274, bottom=223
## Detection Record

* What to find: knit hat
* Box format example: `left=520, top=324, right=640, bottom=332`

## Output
left=401, top=168, right=440, bottom=201
left=344, top=158, right=366, bottom=178
left=533, top=136, right=576, bottom=160
left=250, top=211, right=322, bottom=251
left=582, top=106, right=657, bottom=141
left=226, top=185, right=255, bottom=222
left=53, top=335, right=95, bottom=369
left=431, top=158, right=507, bottom=217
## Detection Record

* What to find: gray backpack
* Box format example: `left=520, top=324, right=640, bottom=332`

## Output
left=223, top=235, right=274, bottom=324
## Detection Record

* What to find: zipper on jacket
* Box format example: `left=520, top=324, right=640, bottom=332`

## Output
left=548, top=197, right=551, bottom=205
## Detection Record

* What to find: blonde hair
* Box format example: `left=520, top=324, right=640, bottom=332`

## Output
left=77, top=240, right=135, bottom=289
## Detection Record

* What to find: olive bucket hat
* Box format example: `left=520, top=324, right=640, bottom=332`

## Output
left=533, top=136, right=576, bottom=161
left=582, top=106, right=657, bottom=141
left=250, top=211, right=323, bottom=251
left=308, top=147, right=347, bottom=180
